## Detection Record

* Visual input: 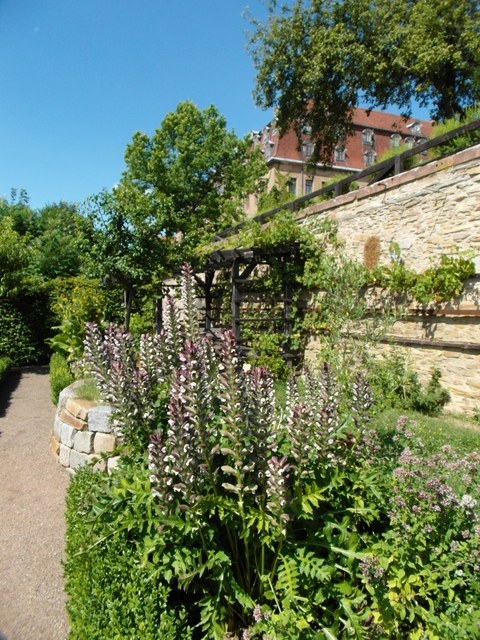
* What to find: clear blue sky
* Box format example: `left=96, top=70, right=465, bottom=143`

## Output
left=0, top=0, right=273, bottom=210
left=1, top=1, right=432, bottom=212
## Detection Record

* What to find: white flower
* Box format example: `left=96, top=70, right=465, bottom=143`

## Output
left=460, top=494, right=477, bottom=510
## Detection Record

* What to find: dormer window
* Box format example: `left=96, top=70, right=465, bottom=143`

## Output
left=362, top=129, right=374, bottom=145
left=364, top=150, right=376, bottom=167
left=404, top=137, right=415, bottom=148
left=302, top=124, right=312, bottom=135
left=303, top=141, right=313, bottom=157
left=334, top=146, right=346, bottom=162
left=264, top=141, right=274, bottom=158
left=407, top=121, right=422, bottom=135
left=390, top=134, right=402, bottom=149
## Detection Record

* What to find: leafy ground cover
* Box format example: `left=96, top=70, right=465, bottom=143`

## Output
left=64, top=267, right=480, bottom=639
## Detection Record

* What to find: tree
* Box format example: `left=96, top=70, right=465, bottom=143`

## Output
left=0, top=217, right=36, bottom=297
left=34, top=202, right=91, bottom=279
left=122, top=100, right=266, bottom=252
left=249, top=0, right=480, bottom=161
left=83, top=184, right=175, bottom=330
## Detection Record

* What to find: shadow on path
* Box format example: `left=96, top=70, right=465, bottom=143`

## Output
left=0, top=366, right=49, bottom=419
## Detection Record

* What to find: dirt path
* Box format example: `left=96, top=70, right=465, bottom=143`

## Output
left=0, top=367, right=70, bottom=640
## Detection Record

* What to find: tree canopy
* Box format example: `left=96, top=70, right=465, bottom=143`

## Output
left=249, top=0, right=480, bottom=161
left=121, top=100, right=266, bottom=252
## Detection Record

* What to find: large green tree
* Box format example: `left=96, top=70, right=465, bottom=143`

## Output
left=249, top=0, right=480, bottom=161
left=122, top=100, right=266, bottom=251
left=84, top=183, right=173, bottom=330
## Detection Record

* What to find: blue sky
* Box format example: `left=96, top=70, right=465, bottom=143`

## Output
left=0, top=1, right=273, bottom=210
left=1, top=1, right=433, bottom=212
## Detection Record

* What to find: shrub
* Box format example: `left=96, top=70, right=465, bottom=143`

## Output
left=65, top=465, right=193, bottom=639
left=0, top=356, right=12, bottom=384
left=0, top=299, right=45, bottom=365
left=49, top=353, right=74, bottom=405
left=70, top=266, right=479, bottom=639
left=430, top=104, right=480, bottom=159
left=48, top=276, right=106, bottom=364
left=369, top=353, right=451, bottom=416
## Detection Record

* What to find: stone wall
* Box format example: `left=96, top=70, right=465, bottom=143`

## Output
left=50, top=381, right=119, bottom=473
left=297, top=145, right=480, bottom=414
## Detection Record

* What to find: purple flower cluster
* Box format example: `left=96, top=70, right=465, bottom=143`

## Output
left=359, top=555, right=386, bottom=586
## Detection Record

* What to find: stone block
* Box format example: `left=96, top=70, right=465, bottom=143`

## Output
left=59, top=409, right=86, bottom=431
left=74, top=430, right=94, bottom=454
left=107, top=456, right=120, bottom=473
left=59, top=444, right=70, bottom=467
left=93, top=432, right=116, bottom=454
left=88, top=405, right=113, bottom=433
left=65, top=397, right=97, bottom=421
left=50, top=434, right=60, bottom=457
left=53, top=415, right=63, bottom=441
left=57, top=386, right=77, bottom=415
left=69, top=449, right=94, bottom=471
left=60, top=422, right=76, bottom=448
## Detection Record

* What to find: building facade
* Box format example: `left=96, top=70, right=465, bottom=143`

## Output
left=245, top=107, right=433, bottom=216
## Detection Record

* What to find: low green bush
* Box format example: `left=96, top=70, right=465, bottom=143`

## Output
left=65, top=465, right=193, bottom=640
left=49, top=353, right=74, bottom=405
left=0, top=356, right=12, bottom=384
left=0, top=299, right=47, bottom=365
left=430, top=104, right=480, bottom=159
left=369, top=353, right=451, bottom=416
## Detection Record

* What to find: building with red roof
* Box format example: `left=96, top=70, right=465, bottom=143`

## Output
left=245, top=107, right=434, bottom=216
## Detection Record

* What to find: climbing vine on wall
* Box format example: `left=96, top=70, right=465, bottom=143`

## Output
left=199, top=211, right=476, bottom=377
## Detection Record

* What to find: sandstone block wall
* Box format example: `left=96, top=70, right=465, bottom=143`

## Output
left=51, top=382, right=119, bottom=473
left=298, top=145, right=480, bottom=414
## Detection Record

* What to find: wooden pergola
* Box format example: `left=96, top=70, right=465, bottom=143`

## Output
left=192, top=244, right=302, bottom=358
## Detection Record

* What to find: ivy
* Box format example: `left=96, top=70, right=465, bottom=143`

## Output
left=371, top=245, right=476, bottom=305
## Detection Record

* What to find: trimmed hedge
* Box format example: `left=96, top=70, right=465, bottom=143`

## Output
left=0, top=356, right=12, bottom=384
left=65, top=466, right=193, bottom=639
left=0, top=291, right=53, bottom=365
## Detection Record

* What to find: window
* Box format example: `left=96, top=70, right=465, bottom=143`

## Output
left=408, top=121, right=422, bottom=135
left=364, top=150, right=376, bottom=167
left=303, top=141, right=313, bottom=157
left=305, top=178, right=313, bottom=194
left=302, top=124, right=312, bottom=135
left=404, top=137, right=415, bottom=148
left=264, top=141, right=274, bottom=159
left=390, top=134, right=402, bottom=149
left=334, top=146, right=346, bottom=162
left=288, top=177, right=297, bottom=195
left=362, top=129, right=374, bottom=145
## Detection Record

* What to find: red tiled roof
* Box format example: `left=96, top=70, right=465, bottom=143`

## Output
left=254, top=107, right=434, bottom=171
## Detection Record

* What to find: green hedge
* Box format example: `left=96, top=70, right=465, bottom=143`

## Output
left=0, top=290, right=53, bottom=365
left=0, top=356, right=12, bottom=384
left=64, top=466, right=193, bottom=640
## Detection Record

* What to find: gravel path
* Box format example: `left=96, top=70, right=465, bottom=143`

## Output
left=0, top=367, right=70, bottom=640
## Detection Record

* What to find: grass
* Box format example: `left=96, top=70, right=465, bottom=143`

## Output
left=371, top=407, right=480, bottom=455
left=73, top=377, right=101, bottom=402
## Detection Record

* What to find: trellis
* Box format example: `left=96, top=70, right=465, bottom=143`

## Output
left=191, top=244, right=302, bottom=361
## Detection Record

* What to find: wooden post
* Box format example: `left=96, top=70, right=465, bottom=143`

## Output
left=394, top=154, right=404, bottom=175
left=154, top=297, right=163, bottom=334
left=204, top=271, right=214, bottom=333
left=231, top=260, right=241, bottom=341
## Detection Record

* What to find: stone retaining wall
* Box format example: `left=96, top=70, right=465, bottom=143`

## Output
left=298, top=145, right=480, bottom=414
left=50, top=381, right=119, bottom=473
